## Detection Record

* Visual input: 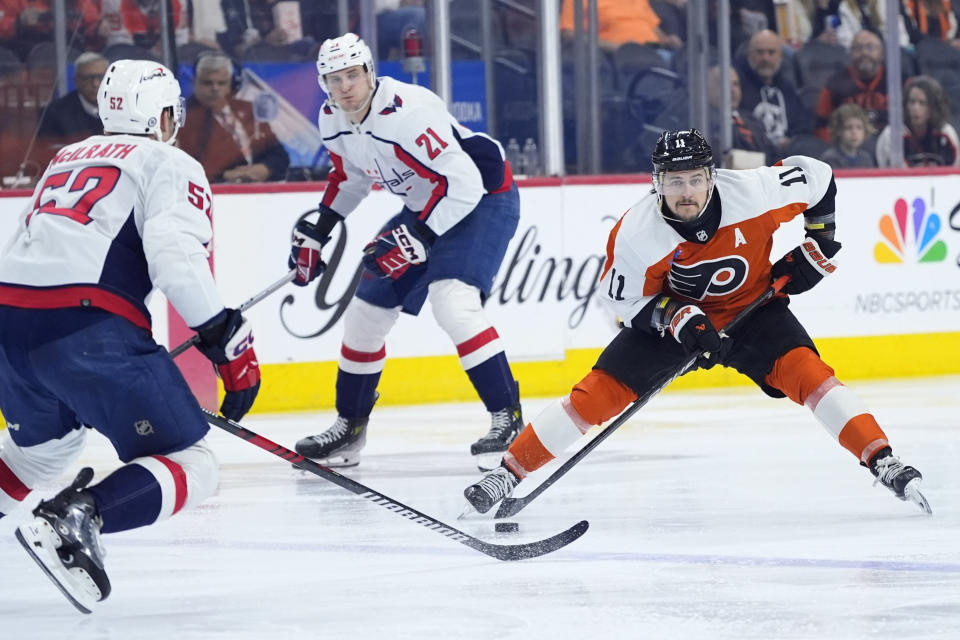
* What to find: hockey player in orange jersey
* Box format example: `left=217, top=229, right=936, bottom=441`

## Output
left=463, top=129, right=931, bottom=516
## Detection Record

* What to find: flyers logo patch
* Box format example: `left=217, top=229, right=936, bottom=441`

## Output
left=668, top=256, right=749, bottom=300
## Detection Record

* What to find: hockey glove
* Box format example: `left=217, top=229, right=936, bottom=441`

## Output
left=654, top=297, right=727, bottom=369
left=771, top=235, right=841, bottom=295
left=362, top=221, right=435, bottom=279
left=289, top=205, right=342, bottom=286
left=193, top=308, right=261, bottom=421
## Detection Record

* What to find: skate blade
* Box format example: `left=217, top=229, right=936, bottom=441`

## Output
left=457, top=501, right=489, bottom=520
left=903, top=478, right=933, bottom=515
left=16, top=520, right=96, bottom=614
left=474, top=451, right=503, bottom=472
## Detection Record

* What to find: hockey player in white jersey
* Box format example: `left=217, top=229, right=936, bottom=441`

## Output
left=0, top=60, right=261, bottom=613
left=464, top=129, right=931, bottom=516
left=289, top=33, right=523, bottom=470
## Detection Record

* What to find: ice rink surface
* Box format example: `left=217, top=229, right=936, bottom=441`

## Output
left=2, top=375, right=958, bottom=640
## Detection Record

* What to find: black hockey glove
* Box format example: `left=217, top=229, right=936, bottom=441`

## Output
left=653, top=296, right=728, bottom=369
left=771, top=235, right=841, bottom=295
left=193, top=308, right=261, bottom=421
left=288, top=205, right=341, bottom=286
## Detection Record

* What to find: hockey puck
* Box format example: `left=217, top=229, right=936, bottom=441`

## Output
left=494, top=522, right=520, bottom=533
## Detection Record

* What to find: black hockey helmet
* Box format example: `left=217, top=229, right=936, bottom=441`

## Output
left=650, top=129, right=714, bottom=174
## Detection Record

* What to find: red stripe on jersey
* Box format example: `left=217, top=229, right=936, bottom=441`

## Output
left=321, top=152, right=348, bottom=209
left=0, top=284, right=151, bottom=331
left=392, top=144, right=448, bottom=221
left=600, top=212, right=628, bottom=282
left=341, top=344, right=386, bottom=363
left=456, top=327, right=499, bottom=357
left=153, top=455, right=188, bottom=515
left=0, top=458, right=30, bottom=501
left=489, top=160, right=515, bottom=194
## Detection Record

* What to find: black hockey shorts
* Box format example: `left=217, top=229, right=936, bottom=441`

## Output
left=594, top=297, right=817, bottom=399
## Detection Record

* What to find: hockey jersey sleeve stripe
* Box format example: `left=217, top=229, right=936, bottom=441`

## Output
left=600, top=212, right=627, bottom=282
left=0, top=283, right=151, bottom=331
left=766, top=201, right=809, bottom=226
left=389, top=141, right=448, bottom=222
left=321, top=151, right=349, bottom=209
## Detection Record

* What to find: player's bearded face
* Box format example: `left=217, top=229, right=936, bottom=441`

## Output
left=659, top=169, right=713, bottom=221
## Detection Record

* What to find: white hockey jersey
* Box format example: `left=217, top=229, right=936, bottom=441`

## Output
left=318, top=76, right=513, bottom=235
left=0, top=134, right=224, bottom=330
left=599, top=155, right=835, bottom=330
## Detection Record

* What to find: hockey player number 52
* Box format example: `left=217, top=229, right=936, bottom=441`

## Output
left=29, top=166, right=122, bottom=226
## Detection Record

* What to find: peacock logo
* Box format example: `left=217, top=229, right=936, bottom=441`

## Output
left=874, top=197, right=948, bottom=263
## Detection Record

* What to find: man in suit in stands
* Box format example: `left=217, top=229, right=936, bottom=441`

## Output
left=34, top=52, right=107, bottom=166
left=177, top=51, right=289, bottom=183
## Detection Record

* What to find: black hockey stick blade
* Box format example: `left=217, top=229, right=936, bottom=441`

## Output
left=495, top=275, right=790, bottom=519
left=201, top=409, right=589, bottom=561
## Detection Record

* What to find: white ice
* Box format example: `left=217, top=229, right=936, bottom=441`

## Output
left=2, top=376, right=958, bottom=640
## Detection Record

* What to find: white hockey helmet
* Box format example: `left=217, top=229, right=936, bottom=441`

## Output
left=316, top=33, right=375, bottom=94
left=98, top=59, right=186, bottom=144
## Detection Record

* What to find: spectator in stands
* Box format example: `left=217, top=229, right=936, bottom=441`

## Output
left=876, top=74, right=960, bottom=166
left=377, top=0, right=426, bottom=60
left=177, top=52, right=289, bottom=183
left=899, top=0, right=960, bottom=47
left=706, top=65, right=775, bottom=167
left=98, top=0, right=189, bottom=54
left=34, top=51, right=106, bottom=165
left=0, top=0, right=99, bottom=59
left=560, top=0, right=683, bottom=52
left=810, top=0, right=887, bottom=49
left=814, top=29, right=889, bottom=140
left=820, top=103, right=877, bottom=168
left=650, top=0, right=686, bottom=43
left=217, top=0, right=321, bottom=58
left=735, top=29, right=812, bottom=150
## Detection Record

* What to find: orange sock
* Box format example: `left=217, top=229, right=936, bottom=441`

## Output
left=766, top=347, right=888, bottom=463
left=504, top=370, right=637, bottom=478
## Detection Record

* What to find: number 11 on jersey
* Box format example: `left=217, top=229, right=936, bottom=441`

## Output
left=607, top=268, right=625, bottom=301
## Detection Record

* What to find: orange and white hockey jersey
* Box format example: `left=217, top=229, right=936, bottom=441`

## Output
left=599, top=155, right=835, bottom=330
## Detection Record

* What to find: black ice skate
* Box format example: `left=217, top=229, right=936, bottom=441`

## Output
left=463, top=464, right=521, bottom=514
left=15, top=467, right=110, bottom=614
left=470, top=403, right=523, bottom=471
left=295, top=415, right=368, bottom=467
left=869, top=448, right=932, bottom=515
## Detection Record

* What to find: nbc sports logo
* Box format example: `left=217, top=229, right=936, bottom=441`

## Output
left=874, top=197, right=948, bottom=263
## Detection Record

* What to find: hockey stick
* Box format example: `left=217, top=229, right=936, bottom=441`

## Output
left=495, top=275, right=791, bottom=519
left=201, top=408, right=589, bottom=560
left=168, top=269, right=297, bottom=358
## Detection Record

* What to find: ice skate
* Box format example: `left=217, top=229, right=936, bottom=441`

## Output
left=295, top=415, right=368, bottom=467
left=463, top=464, right=521, bottom=514
left=470, top=403, right=523, bottom=471
left=869, top=449, right=932, bottom=515
left=15, top=467, right=110, bottom=614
